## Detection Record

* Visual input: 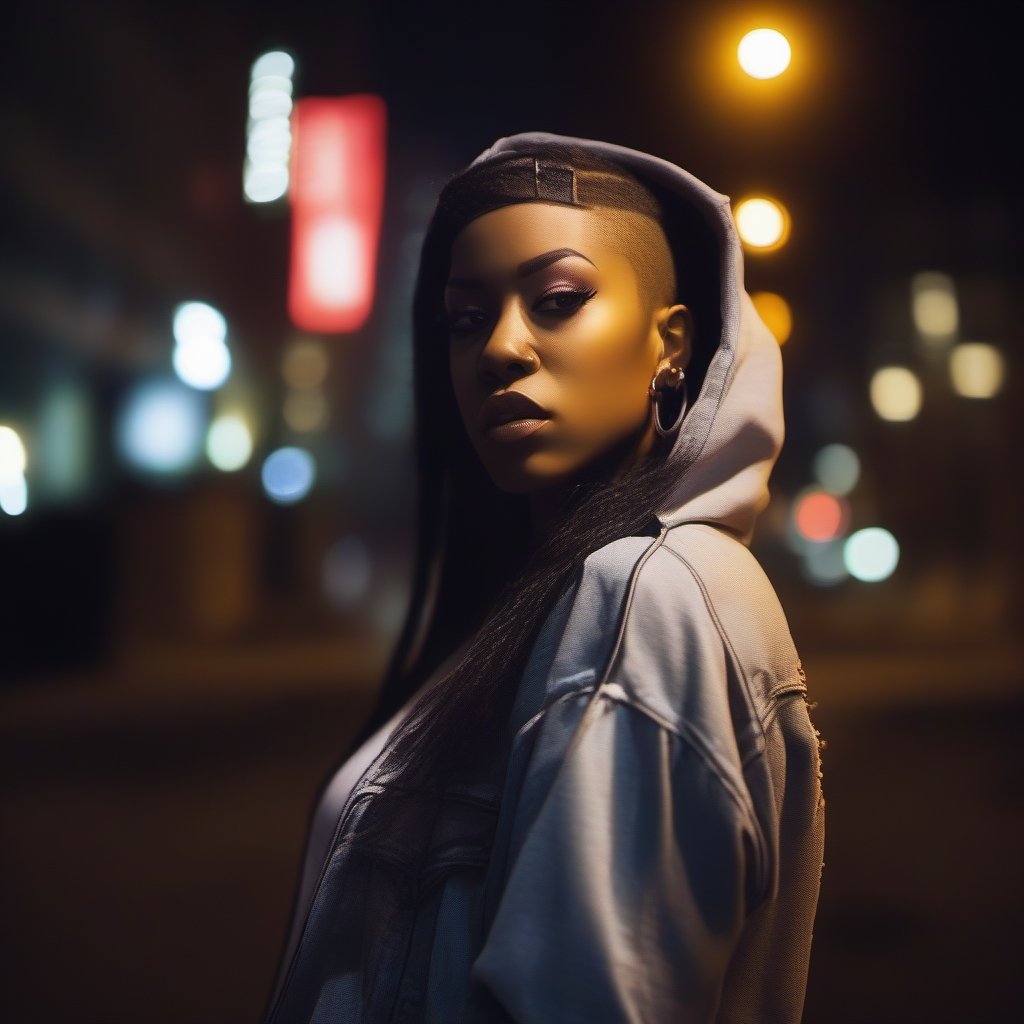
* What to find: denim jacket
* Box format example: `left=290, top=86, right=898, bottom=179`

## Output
left=264, top=133, right=825, bottom=1023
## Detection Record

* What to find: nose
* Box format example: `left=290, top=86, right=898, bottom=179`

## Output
left=477, top=298, right=539, bottom=387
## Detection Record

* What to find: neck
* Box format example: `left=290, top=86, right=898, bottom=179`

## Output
left=527, top=417, right=658, bottom=546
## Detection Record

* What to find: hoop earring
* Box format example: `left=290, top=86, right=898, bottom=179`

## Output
left=647, top=366, right=688, bottom=437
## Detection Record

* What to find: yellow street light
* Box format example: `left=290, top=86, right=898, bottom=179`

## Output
left=750, top=291, right=793, bottom=344
left=870, top=367, right=923, bottom=422
left=737, top=28, right=792, bottom=79
left=734, top=197, right=790, bottom=252
left=949, top=342, right=1005, bottom=399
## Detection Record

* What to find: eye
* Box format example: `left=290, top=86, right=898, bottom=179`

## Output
left=533, top=287, right=597, bottom=317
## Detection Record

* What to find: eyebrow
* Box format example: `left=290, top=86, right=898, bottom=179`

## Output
left=445, top=247, right=596, bottom=290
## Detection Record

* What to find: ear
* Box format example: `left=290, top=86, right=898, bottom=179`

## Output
left=655, top=304, right=693, bottom=374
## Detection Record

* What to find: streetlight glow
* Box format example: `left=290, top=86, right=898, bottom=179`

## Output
left=261, top=446, right=316, bottom=504
left=750, top=291, right=792, bottom=344
left=244, top=49, right=295, bottom=205
left=206, top=414, right=253, bottom=472
left=870, top=366, right=923, bottom=422
left=949, top=342, right=1005, bottom=399
left=735, top=197, right=789, bottom=251
left=911, top=272, right=958, bottom=346
left=844, top=528, right=900, bottom=583
left=737, top=28, right=792, bottom=79
left=813, top=444, right=861, bottom=496
left=0, top=425, right=27, bottom=482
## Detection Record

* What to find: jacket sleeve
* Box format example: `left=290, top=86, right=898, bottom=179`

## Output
left=465, top=685, right=759, bottom=1024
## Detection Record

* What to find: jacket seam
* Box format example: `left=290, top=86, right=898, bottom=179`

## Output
left=388, top=794, right=445, bottom=1022
left=655, top=542, right=773, bottom=902
left=760, top=685, right=807, bottom=732
left=598, top=531, right=668, bottom=687
left=492, top=532, right=666, bottom=918
left=595, top=686, right=768, bottom=841
left=600, top=532, right=767, bottom=846
left=661, top=543, right=768, bottom=745
left=504, top=529, right=767, bottom=911
left=512, top=684, right=598, bottom=745
left=511, top=530, right=666, bottom=770
left=504, top=683, right=766, bottom=906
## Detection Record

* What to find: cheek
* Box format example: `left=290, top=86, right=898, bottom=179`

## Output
left=555, top=304, right=654, bottom=409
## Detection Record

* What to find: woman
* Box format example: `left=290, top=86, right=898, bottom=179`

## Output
left=264, top=132, right=825, bottom=1023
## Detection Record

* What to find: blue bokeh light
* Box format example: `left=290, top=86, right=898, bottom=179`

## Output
left=261, top=446, right=316, bottom=504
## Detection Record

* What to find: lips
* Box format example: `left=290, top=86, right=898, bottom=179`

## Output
left=479, top=391, right=552, bottom=436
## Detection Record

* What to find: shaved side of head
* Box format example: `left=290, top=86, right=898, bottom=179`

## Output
left=589, top=205, right=678, bottom=314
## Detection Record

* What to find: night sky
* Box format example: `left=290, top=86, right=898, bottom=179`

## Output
left=1, top=0, right=1020, bottom=619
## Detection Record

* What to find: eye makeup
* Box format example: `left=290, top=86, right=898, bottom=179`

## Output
left=446, top=247, right=597, bottom=292
left=445, top=281, right=598, bottom=336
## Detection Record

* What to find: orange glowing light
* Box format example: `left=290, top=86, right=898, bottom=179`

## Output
left=750, top=291, right=792, bottom=344
left=793, top=490, right=849, bottom=543
left=288, top=95, right=387, bottom=333
left=734, top=196, right=790, bottom=251
left=737, top=28, right=792, bottom=79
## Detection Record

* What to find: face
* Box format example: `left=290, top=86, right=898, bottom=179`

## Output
left=445, top=202, right=683, bottom=495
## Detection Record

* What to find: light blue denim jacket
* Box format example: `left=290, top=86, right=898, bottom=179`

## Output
left=265, top=133, right=825, bottom=1023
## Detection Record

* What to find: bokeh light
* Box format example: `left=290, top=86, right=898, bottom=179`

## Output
left=870, top=366, right=922, bottom=422
left=288, top=95, right=388, bottom=332
left=750, top=291, right=792, bottom=344
left=949, top=342, right=1005, bottom=399
left=247, top=117, right=293, bottom=165
left=793, top=489, right=850, bottom=543
left=304, top=217, right=364, bottom=308
left=0, top=475, right=28, bottom=516
left=283, top=390, right=329, bottom=433
left=911, top=272, right=958, bottom=346
left=261, top=446, right=316, bottom=504
left=0, top=425, right=27, bottom=481
left=250, top=50, right=295, bottom=80
left=813, top=443, right=861, bottom=496
left=244, top=165, right=290, bottom=204
left=322, top=536, right=373, bottom=609
left=173, top=337, right=232, bottom=391
left=281, top=338, right=330, bottom=390
left=802, top=541, right=849, bottom=587
left=244, top=50, right=295, bottom=204
left=248, top=77, right=293, bottom=121
left=844, top=527, right=900, bottom=582
left=734, top=197, right=789, bottom=251
left=37, top=383, right=91, bottom=499
left=206, top=414, right=253, bottom=471
left=173, top=302, right=227, bottom=346
left=171, top=301, right=231, bottom=391
left=737, top=28, right=792, bottom=79
left=0, top=425, right=29, bottom=515
left=116, top=380, right=206, bottom=474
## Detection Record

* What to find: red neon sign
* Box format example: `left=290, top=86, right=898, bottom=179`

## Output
left=288, top=95, right=387, bottom=333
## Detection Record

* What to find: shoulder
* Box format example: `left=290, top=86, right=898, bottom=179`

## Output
left=506, top=530, right=775, bottom=860
left=521, top=534, right=660, bottom=706
left=658, top=523, right=804, bottom=705
left=517, top=526, right=801, bottom=742
left=583, top=523, right=791, bottom=642
left=580, top=524, right=802, bottom=748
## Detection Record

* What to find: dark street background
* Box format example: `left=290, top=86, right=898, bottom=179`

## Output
left=2, top=649, right=1021, bottom=1023
left=1, top=1, right=1021, bottom=1021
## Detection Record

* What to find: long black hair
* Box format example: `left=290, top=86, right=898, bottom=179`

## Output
left=341, top=140, right=722, bottom=842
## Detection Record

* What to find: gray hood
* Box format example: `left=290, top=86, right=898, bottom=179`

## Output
left=467, top=132, right=784, bottom=545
